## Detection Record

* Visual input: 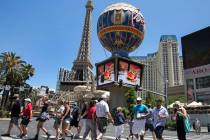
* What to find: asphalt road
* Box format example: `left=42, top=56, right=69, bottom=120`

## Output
left=1, top=118, right=210, bottom=140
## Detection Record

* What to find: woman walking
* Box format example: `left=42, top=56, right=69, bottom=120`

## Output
left=33, top=96, right=50, bottom=140
left=82, top=100, right=97, bottom=140
left=173, top=101, right=187, bottom=140
left=53, top=100, right=65, bottom=139
left=19, top=98, right=33, bottom=139
left=61, top=101, right=71, bottom=140
left=114, top=107, right=125, bottom=140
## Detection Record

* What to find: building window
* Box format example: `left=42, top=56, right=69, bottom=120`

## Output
left=196, top=76, right=210, bottom=89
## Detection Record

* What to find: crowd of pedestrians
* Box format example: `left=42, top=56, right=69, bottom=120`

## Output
left=1, top=94, right=192, bottom=140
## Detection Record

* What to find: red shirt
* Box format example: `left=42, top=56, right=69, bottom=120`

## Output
left=23, top=103, right=33, bottom=117
left=86, top=106, right=96, bottom=119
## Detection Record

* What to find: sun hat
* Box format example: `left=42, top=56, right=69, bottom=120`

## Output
left=24, top=98, right=31, bottom=102
left=117, top=107, right=122, bottom=111
left=173, top=101, right=182, bottom=108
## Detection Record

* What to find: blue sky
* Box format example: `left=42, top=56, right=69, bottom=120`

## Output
left=0, top=0, right=209, bottom=89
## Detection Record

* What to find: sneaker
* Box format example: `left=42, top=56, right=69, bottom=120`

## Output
left=33, top=134, right=38, bottom=140
left=74, top=134, right=81, bottom=139
left=16, top=134, right=23, bottom=138
left=70, top=134, right=74, bottom=140
left=96, top=133, right=102, bottom=140
left=22, top=134, right=28, bottom=139
left=46, top=132, right=51, bottom=138
left=1, top=133, right=10, bottom=137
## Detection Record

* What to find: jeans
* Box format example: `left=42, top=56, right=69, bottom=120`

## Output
left=83, top=119, right=96, bottom=140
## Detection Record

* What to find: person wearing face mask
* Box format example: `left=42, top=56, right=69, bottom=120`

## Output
left=152, top=99, right=168, bottom=140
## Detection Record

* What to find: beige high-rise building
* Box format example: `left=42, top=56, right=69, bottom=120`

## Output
left=156, top=35, right=181, bottom=91
left=133, top=35, right=184, bottom=96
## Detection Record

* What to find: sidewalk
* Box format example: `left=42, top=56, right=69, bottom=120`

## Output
left=0, top=118, right=10, bottom=121
left=191, top=127, right=209, bottom=133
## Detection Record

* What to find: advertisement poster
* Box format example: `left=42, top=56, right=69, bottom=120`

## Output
left=97, top=62, right=114, bottom=85
left=118, top=60, right=141, bottom=85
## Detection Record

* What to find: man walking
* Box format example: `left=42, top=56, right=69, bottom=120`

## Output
left=1, top=94, right=21, bottom=137
left=145, top=104, right=156, bottom=140
left=153, top=99, right=168, bottom=140
left=132, top=97, right=149, bottom=140
left=69, top=102, right=81, bottom=139
left=96, top=94, right=114, bottom=140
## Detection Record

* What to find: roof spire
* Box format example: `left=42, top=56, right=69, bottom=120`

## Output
left=70, top=0, right=94, bottom=82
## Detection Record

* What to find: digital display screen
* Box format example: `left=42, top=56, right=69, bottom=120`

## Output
left=118, top=60, right=141, bottom=86
left=97, top=61, right=115, bottom=85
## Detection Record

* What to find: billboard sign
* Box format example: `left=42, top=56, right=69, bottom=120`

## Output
left=118, top=60, right=141, bottom=86
left=97, top=61, right=115, bottom=86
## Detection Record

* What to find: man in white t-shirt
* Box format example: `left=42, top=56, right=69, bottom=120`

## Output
left=96, top=94, right=114, bottom=139
left=153, top=99, right=168, bottom=140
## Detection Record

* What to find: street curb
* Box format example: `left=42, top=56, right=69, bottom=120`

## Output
left=0, top=118, right=10, bottom=121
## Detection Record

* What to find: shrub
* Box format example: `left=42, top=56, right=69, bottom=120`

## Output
left=0, top=109, right=10, bottom=118
left=166, top=120, right=177, bottom=130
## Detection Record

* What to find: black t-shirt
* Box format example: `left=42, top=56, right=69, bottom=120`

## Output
left=71, top=106, right=80, bottom=120
left=81, top=106, right=87, bottom=119
left=11, top=100, right=21, bottom=117
left=41, top=103, right=48, bottom=113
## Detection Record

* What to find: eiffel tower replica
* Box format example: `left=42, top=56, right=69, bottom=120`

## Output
left=57, top=0, right=94, bottom=92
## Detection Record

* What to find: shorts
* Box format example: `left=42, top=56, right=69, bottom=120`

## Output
left=96, top=117, right=108, bottom=133
left=21, top=117, right=30, bottom=126
left=63, top=118, right=71, bottom=124
left=70, top=119, right=79, bottom=127
left=54, top=117, right=61, bottom=126
left=145, top=123, right=155, bottom=132
left=155, top=126, right=165, bottom=139
left=36, top=117, right=47, bottom=122
left=132, top=119, right=146, bottom=135
left=115, top=124, right=124, bottom=138
left=10, top=117, right=19, bottom=125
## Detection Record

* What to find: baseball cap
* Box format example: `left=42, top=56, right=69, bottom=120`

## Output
left=136, top=97, right=142, bottom=101
left=24, top=98, right=31, bottom=102
left=101, top=94, right=107, bottom=99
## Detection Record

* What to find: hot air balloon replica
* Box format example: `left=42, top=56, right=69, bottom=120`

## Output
left=95, top=3, right=145, bottom=108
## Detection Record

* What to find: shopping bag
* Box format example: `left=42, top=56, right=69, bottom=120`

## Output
left=184, top=115, right=192, bottom=133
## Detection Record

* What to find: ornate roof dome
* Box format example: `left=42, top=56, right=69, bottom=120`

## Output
left=97, top=3, right=146, bottom=57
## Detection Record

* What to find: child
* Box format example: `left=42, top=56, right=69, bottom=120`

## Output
left=114, top=107, right=125, bottom=140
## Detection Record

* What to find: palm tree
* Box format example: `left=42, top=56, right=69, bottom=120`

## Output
left=0, top=52, right=35, bottom=108
left=21, top=64, right=35, bottom=82
left=0, top=52, right=25, bottom=85
left=0, top=52, right=25, bottom=107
